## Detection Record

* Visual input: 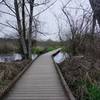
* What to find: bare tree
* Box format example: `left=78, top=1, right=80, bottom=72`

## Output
left=0, top=0, right=57, bottom=59
left=61, top=1, right=93, bottom=56
left=14, top=0, right=28, bottom=59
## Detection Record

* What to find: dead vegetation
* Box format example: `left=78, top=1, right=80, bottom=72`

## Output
left=0, top=60, right=30, bottom=95
left=58, top=55, right=100, bottom=100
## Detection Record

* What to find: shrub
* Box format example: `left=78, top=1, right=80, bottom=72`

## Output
left=85, top=83, right=100, bottom=100
left=72, top=80, right=100, bottom=100
left=0, top=43, right=18, bottom=54
left=46, top=47, right=56, bottom=52
left=61, top=47, right=73, bottom=55
left=32, top=47, right=46, bottom=55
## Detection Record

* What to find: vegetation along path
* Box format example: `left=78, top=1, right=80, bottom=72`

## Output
left=3, top=50, right=68, bottom=100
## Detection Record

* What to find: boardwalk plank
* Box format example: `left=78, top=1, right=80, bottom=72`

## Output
left=3, top=51, right=68, bottom=100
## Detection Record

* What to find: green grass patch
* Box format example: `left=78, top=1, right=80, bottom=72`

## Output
left=46, top=47, right=56, bottom=52
left=32, top=46, right=60, bottom=55
left=32, top=47, right=46, bottom=55
left=71, top=80, right=100, bottom=100
left=85, top=82, right=100, bottom=100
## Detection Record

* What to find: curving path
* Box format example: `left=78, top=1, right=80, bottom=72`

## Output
left=3, top=50, right=68, bottom=100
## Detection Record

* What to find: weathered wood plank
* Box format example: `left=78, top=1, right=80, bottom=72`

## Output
left=3, top=51, right=68, bottom=100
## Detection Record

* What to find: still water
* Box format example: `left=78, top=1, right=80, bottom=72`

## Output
left=0, top=53, right=38, bottom=62
left=54, top=52, right=69, bottom=64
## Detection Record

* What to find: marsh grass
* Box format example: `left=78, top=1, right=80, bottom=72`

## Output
left=32, top=47, right=46, bottom=55
left=0, top=80, right=10, bottom=87
left=71, top=79, right=100, bottom=100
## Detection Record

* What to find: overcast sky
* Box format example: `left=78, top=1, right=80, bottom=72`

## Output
left=38, top=0, right=90, bottom=41
left=0, top=0, right=91, bottom=41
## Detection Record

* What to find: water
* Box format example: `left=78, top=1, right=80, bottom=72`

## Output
left=0, top=53, right=38, bottom=62
left=54, top=52, right=69, bottom=64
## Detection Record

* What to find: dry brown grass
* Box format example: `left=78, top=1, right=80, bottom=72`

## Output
left=58, top=56, right=100, bottom=99
left=0, top=60, right=30, bottom=95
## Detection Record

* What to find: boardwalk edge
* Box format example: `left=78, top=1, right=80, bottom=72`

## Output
left=0, top=56, right=39, bottom=99
left=52, top=51, right=76, bottom=100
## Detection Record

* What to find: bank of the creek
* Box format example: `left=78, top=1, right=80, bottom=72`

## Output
left=54, top=52, right=100, bottom=100
left=0, top=54, right=37, bottom=96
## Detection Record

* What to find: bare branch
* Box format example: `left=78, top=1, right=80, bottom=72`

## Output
left=3, top=0, right=16, bottom=15
left=0, top=0, right=4, bottom=4
left=0, top=10, right=16, bottom=17
left=33, top=0, right=57, bottom=17
left=0, top=22, right=17, bottom=31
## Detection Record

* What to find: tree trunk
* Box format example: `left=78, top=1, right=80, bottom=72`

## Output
left=28, top=0, right=35, bottom=59
left=14, top=0, right=28, bottom=59
left=96, top=13, right=100, bottom=27
left=91, top=13, right=96, bottom=57
left=22, top=0, right=28, bottom=58
left=89, top=0, right=100, bottom=27
left=22, top=0, right=26, bottom=39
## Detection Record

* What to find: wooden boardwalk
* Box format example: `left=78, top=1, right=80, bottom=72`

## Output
left=3, top=50, right=68, bottom=100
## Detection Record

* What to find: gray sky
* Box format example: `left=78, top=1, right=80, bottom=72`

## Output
left=0, top=0, right=91, bottom=41
left=36, top=0, right=91, bottom=41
